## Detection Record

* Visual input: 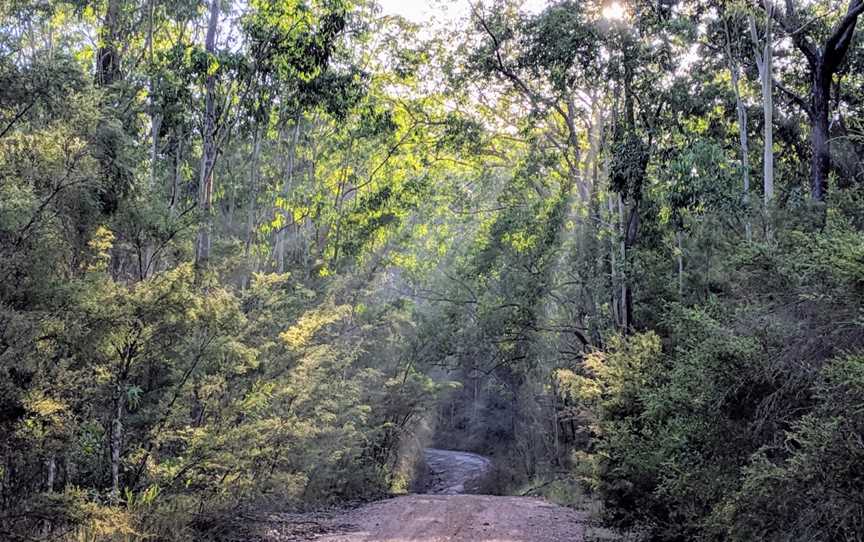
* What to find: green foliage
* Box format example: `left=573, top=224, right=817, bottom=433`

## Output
left=519, top=1, right=602, bottom=92
left=558, top=205, right=864, bottom=540
left=610, top=131, right=649, bottom=201
left=657, top=139, right=741, bottom=227
left=726, top=354, right=864, bottom=541
left=3, top=0, right=864, bottom=540
left=0, top=0, right=447, bottom=538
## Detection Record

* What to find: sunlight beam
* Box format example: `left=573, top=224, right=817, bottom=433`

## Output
left=602, top=1, right=626, bottom=20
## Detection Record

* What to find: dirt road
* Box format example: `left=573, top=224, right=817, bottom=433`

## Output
left=423, top=448, right=491, bottom=494
left=258, top=449, right=588, bottom=542
left=313, top=493, right=587, bottom=541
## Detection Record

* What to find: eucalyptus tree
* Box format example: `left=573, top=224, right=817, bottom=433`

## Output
left=195, top=0, right=219, bottom=266
left=720, top=7, right=753, bottom=235
left=466, top=0, right=604, bottom=201
left=762, top=0, right=864, bottom=202
left=599, top=0, right=702, bottom=330
left=749, top=3, right=776, bottom=206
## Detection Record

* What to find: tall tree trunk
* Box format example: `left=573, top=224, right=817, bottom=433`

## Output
left=810, top=69, right=831, bottom=202
left=608, top=193, right=620, bottom=327
left=243, top=127, right=263, bottom=286
left=809, top=0, right=864, bottom=201
left=750, top=11, right=775, bottom=207
left=148, top=0, right=160, bottom=192
left=618, top=57, right=639, bottom=333
left=46, top=455, right=56, bottom=492
left=724, top=19, right=752, bottom=241
left=622, top=202, right=637, bottom=332
left=110, top=390, right=123, bottom=503
left=150, top=112, right=161, bottom=189
left=171, top=127, right=182, bottom=216
left=96, top=0, right=123, bottom=86
left=141, top=88, right=160, bottom=279
left=275, top=121, right=301, bottom=273
left=676, top=230, right=684, bottom=297
left=551, top=377, right=560, bottom=466
left=761, top=58, right=774, bottom=207
left=227, top=183, right=236, bottom=229
left=618, top=195, right=629, bottom=332
left=565, top=96, right=586, bottom=201
left=244, top=128, right=262, bottom=256
left=41, top=454, right=57, bottom=535
left=64, top=454, right=75, bottom=490
left=196, top=0, right=220, bottom=267
left=1, top=456, right=10, bottom=509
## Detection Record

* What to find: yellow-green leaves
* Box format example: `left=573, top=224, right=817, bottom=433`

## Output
left=556, top=333, right=662, bottom=409
left=87, top=226, right=115, bottom=272
left=504, top=230, right=537, bottom=252
left=24, top=391, right=68, bottom=419
left=280, top=304, right=351, bottom=349
left=18, top=390, right=72, bottom=441
left=206, top=54, right=220, bottom=76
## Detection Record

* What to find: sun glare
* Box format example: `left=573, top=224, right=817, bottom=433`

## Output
left=602, top=1, right=626, bottom=20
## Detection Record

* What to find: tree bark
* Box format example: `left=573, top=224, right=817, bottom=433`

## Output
left=761, top=59, right=774, bottom=207
left=46, top=455, right=56, bottom=492
left=96, top=0, right=123, bottom=86
left=724, top=18, right=752, bottom=240
left=276, top=121, right=301, bottom=273
left=810, top=66, right=832, bottom=201
left=141, top=90, right=159, bottom=279
left=608, top=193, right=620, bottom=327
left=110, top=390, right=123, bottom=503
left=171, top=127, right=182, bottom=216
left=195, top=0, right=220, bottom=267
left=41, top=454, right=57, bottom=534
left=676, top=229, right=684, bottom=297
left=618, top=195, right=629, bottom=332
left=150, top=113, right=161, bottom=189
left=750, top=10, right=775, bottom=207
left=243, top=128, right=263, bottom=287
left=618, top=48, right=645, bottom=333
left=244, top=127, right=262, bottom=257
left=148, top=0, right=159, bottom=190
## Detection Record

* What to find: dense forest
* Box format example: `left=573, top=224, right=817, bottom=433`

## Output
left=2, top=0, right=864, bottom=540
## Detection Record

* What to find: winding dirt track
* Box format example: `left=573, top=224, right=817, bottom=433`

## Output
left=307, top=449, right=588, bottom=542
left=423, top=448, right=491, bottom=495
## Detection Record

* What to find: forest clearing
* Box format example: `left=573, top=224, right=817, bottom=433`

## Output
left=2, top=0, right=864, bottom=540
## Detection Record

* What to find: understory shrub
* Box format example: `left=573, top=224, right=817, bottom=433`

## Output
left=558, top=210, right=864, bottom=541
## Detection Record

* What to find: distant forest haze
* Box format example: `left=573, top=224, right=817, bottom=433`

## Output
left=1, top=0, right=864, bottom=540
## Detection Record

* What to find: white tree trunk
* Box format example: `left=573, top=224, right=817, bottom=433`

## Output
left=750, top=12, right=775, bottom=207
left=618, top=194, right=628, bottom=332
left=761, top=48, right=774, bottom=207
left=110, top=392, right=123, bottom=503
left=243, top=128, right=263, bottom=286
left=724, top=19, right=751, bottom=242
left=46, top=455, right=56, bottom=492
left=195, top=0, right=220, bottom=267
left=676, top=230, right=684, bottom=296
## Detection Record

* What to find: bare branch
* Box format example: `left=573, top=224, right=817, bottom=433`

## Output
left=825, top=0, right=864, bottom=70
left=761, top=0, right=818, bottom=66
left=468, top=2, right=570, bottom=124
left=0, top=99, right=38, bottom=140
left=773, top=77, right=811, bottom=115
